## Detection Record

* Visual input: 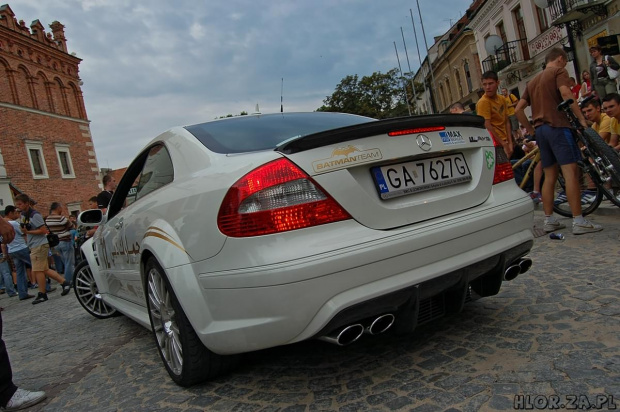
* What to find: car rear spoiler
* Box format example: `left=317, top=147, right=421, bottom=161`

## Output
left=276, top=114, right=485, bottom=155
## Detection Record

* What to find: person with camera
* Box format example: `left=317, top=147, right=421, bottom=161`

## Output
left=13, top=194, right=71, bottom=305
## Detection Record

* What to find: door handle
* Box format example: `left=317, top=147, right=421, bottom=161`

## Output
left=115, top=219, right=124, bottom=230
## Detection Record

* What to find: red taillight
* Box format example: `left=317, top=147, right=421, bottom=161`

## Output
left=218, top=158, right=351, bottom=237
left=388, top=126, right=445, bottom=136
left=493, top=162, right=514, bottom=184
left=489, top=131, right=514, bottom=184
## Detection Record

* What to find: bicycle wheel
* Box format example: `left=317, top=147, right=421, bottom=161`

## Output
left=598, top=185, right=620, bottom=207
left=582, top=128, right=620, bottom=188
left=552, top=168, right=603, bottom=217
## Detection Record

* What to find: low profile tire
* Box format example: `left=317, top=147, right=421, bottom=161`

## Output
left=73, top=260, right=119, bottom=319
left=144, top=257, right=236, bottom=387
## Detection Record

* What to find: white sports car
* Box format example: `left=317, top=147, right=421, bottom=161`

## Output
left=76, top=112, right=534, bottom=386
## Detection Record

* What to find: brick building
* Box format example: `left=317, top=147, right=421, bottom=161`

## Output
left=0, top=4, right=100, bottom=216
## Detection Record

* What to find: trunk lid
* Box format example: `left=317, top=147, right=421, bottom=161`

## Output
left=276, top=114, right=497, bottom=230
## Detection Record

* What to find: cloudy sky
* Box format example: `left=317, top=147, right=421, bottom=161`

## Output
left=12, top=0, right=468, bottom=169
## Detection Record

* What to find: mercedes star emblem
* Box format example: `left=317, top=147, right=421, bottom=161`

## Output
left=416, top=134, right=432, bottom=151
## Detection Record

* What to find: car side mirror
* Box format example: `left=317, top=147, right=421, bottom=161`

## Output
left=78, top=209, right=104, bottom=226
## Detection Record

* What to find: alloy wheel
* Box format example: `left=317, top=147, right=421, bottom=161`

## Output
left=147, top=267, right=183, bottom=376
left=74, top=262, right=118, bottom=318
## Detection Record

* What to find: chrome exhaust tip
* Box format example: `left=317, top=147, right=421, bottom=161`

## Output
left=318, top=324, right=364, bottom=346
left=518, top=257, right=532, bottom=274
left=364, top=314, right=396, bottom=335
left=503, top=264, right=521, bottom=281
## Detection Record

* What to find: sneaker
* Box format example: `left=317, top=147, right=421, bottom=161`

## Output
left=581, top=190, right=597, bottom=204
left=7, top=293, right=17, bottom=298
left=544, top=221, right=566, bottom=233
left=61, top=281, right=71, bottom=296
left=19, top=294, right=34, bottom=301
left=554, top=191, right=568, bottom=205
left=4, top=388, right=46, bottom=411
left=529, top=191, right=542, bottom=204
left=573, top=220, right=603, bottom=235
left=31, top=292, right=48, bottom=305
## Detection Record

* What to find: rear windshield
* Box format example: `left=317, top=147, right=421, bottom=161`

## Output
left=184, top=112, right=374, bottom=154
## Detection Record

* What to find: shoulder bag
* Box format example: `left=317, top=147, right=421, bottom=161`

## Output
left=44, top=222, right=60, bottom=248
left=606, top=56, right=619, bottom=80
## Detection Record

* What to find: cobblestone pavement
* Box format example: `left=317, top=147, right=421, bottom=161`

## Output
left=2, top=204, right=619, bottom=411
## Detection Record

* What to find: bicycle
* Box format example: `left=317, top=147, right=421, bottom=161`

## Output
left=555, top=98, right=620, bottom=213
left=511, top=139, right=604, bottom=217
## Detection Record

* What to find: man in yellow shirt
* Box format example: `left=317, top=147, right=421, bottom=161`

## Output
left=581, top=97, right=611, bottom=143
left=502, top=87, right=521, bottom=143
left=477, top=72, right=512, bottom=158
left=602, top=93, right=620, bottom=151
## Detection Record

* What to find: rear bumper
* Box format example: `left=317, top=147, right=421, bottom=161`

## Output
left=171, top=186, right=534, bottom=354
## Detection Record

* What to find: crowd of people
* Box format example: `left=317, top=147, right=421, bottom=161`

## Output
left=0, top=174, right=116, bottom=409
left=0, top=174, right=117, bottom=307
left=467, top=46, right=620, bottom=236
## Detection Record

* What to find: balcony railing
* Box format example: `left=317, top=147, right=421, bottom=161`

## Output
left=481, top=39, right=531, bottom=73
left=548, top=0, right=608, bottom=25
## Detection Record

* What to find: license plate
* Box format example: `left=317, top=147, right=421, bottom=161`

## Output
left=372, top=153, right=472, bottom=199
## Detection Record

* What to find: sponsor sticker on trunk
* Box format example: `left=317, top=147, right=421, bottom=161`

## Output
left=439, top=131, right=465, bottom=145
left=469, top=135, right=491, bottom=143
left=485, top=150, right=495, bottom=169
left=312, top=145, right=383, bottom=173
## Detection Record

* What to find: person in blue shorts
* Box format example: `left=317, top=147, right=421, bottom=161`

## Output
left=515, top=47, right=603, bottom=235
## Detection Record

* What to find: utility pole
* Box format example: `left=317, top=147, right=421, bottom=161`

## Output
left=417, top=0, right=438, bottom=114
left=394, top=41, right=412, bottom=116
left=410, top=8, right=432, bottom=114
left=401, top=26, right=418, bottom=115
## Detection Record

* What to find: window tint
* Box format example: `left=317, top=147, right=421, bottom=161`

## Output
left=185, top=112, right=373, bottom=154
left=135, top=145, right=174, bottom=200
left=106, top=151, right=147, bottom=220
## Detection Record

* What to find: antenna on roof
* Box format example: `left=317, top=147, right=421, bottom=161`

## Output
left=281, top=78, right=284, bottom=113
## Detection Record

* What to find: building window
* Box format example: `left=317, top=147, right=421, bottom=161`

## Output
left=439, top=83, right=447, bottom=110
left=464, top=61, right=473, bottom=93
left=66, top=201, right=82, bottom=217
left=513, top=6, right=530, bottom=60
left=496, top=22, right=507, bottom=45
left=55, top=144, right=75, bottom=178
left=455, top=70, right=463, bottom=98
left=536, top=6, right=549, bottom=32
left=25, top=142, right=48, bottom=179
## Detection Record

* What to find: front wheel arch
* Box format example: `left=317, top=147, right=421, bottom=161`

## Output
left=144, top=257, right=238, bottom=386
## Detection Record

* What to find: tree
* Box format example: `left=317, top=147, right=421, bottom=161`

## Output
left=317, top=69, right=424, bottom=119
left=215, top=111, right=249, bottom=119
